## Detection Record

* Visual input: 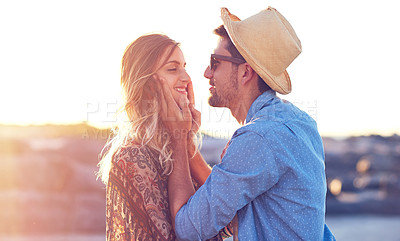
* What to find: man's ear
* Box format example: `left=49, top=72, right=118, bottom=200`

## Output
left=240, top=63, right=257, bottom=85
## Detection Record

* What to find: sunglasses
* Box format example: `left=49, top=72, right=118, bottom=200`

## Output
left=210, top=54, right=246, bottom=71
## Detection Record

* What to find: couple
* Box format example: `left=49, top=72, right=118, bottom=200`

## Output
left=98, top=7, right=336, bottom=241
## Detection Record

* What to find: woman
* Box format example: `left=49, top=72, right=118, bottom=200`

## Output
left=97, top=34, right=231, bottom=240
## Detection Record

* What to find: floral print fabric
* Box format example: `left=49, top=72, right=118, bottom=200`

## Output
left=106, top=144, right=175, bottom=240
left=105, top=144, right=225, bottom=241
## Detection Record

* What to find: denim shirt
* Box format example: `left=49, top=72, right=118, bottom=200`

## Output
left=175, top=90, right=336, bottom=240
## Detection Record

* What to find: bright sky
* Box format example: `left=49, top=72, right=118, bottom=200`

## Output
left=1, top=0, right=399, bottom=138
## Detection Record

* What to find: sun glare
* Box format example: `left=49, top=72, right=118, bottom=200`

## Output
left=0, top=1, right=399, bottom=138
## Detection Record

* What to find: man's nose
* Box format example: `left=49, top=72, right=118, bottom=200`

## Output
left=204, top=66, right=212, bottom=79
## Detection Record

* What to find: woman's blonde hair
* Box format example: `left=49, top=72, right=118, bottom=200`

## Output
left=98, top=33, right=192, bottom=184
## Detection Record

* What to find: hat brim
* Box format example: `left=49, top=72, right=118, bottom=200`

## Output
left=221, top=7, right=292, bottom=95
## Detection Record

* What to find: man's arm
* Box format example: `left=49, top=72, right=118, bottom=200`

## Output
left=174, top=131, right=279, bottom=240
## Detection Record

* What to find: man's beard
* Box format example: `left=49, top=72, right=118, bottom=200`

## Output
left=208, top=88, right=226, bottom=107
left=208, top=67, right=238, bottom=108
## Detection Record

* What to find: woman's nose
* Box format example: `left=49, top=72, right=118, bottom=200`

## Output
left=180, top=69, right=191, bottom=82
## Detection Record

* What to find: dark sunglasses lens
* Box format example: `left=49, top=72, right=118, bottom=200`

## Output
left=210, top=57, right=216, bottom=70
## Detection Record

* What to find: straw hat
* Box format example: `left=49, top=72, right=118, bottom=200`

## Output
left=221, top=7, right=301, bottom=94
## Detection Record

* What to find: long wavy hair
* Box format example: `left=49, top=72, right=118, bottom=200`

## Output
left=97, top=33, right=190, bottom=184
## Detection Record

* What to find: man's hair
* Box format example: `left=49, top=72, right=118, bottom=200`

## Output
left=214, top=25, right=271, bottom=93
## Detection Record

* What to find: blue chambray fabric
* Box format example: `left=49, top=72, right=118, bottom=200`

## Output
left=175, top=90, right=336, bottom=241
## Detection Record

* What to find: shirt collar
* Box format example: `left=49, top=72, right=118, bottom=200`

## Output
left=245, top=90, right=277, bottom=123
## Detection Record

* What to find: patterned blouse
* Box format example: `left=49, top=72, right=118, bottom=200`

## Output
left=105, top=143, right=228, bottom=240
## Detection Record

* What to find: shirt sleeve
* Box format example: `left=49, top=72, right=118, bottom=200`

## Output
left=175, top=131, right=281, bottom=240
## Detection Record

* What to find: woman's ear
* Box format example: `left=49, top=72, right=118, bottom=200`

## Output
left=240, top=63, right=256, bottom=85
left=153, top=74, right=166, bottom=84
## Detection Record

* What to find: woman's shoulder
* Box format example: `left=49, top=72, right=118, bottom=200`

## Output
left=113, top=142, right=148, bottom=160
left=111, top=142, right=161, bottom=176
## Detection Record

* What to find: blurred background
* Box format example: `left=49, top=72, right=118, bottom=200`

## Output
left=1, top=0, right=399, bottom=240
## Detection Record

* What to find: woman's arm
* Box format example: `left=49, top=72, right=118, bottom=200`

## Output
left=159, top=79, right=196, bottom=229
left=188, top=144, right=212, bottom=186
left=168, top=139, right=195, bottom=229
left=185, top=81, right=213, bottom=186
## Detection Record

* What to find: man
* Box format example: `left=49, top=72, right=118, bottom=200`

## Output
left=163, top=6, right=336, bottom=241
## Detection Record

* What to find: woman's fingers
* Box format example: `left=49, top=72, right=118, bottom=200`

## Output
left=158, top=83, right=168, bottom=120
left=187, top=82, right=195, bottom=106
left=179, top=95, right=192, bottom=122
left=187, top=82, right=201, bottom=133
left=161, top=79, right=177, bottom=109
left=158, top=77, right=192, bottom=139
left=160, top=78, right=180, bottom=121
left=189, top=104, right=201, bottom=133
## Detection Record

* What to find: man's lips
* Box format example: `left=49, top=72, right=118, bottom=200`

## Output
left=209, top=85, right=216, bottom=92
left=209, top=79, right=215, bottom=86
left=209, top=79, right=216, bottom=92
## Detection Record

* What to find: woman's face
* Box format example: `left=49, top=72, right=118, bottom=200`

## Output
left=155, top=46, right=191, bottom=104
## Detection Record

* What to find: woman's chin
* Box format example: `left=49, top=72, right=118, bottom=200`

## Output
left=173, top=92, right=188, bottom=103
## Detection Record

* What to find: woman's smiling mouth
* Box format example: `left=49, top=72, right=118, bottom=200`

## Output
left=175, top=86, right=187, bottom=94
